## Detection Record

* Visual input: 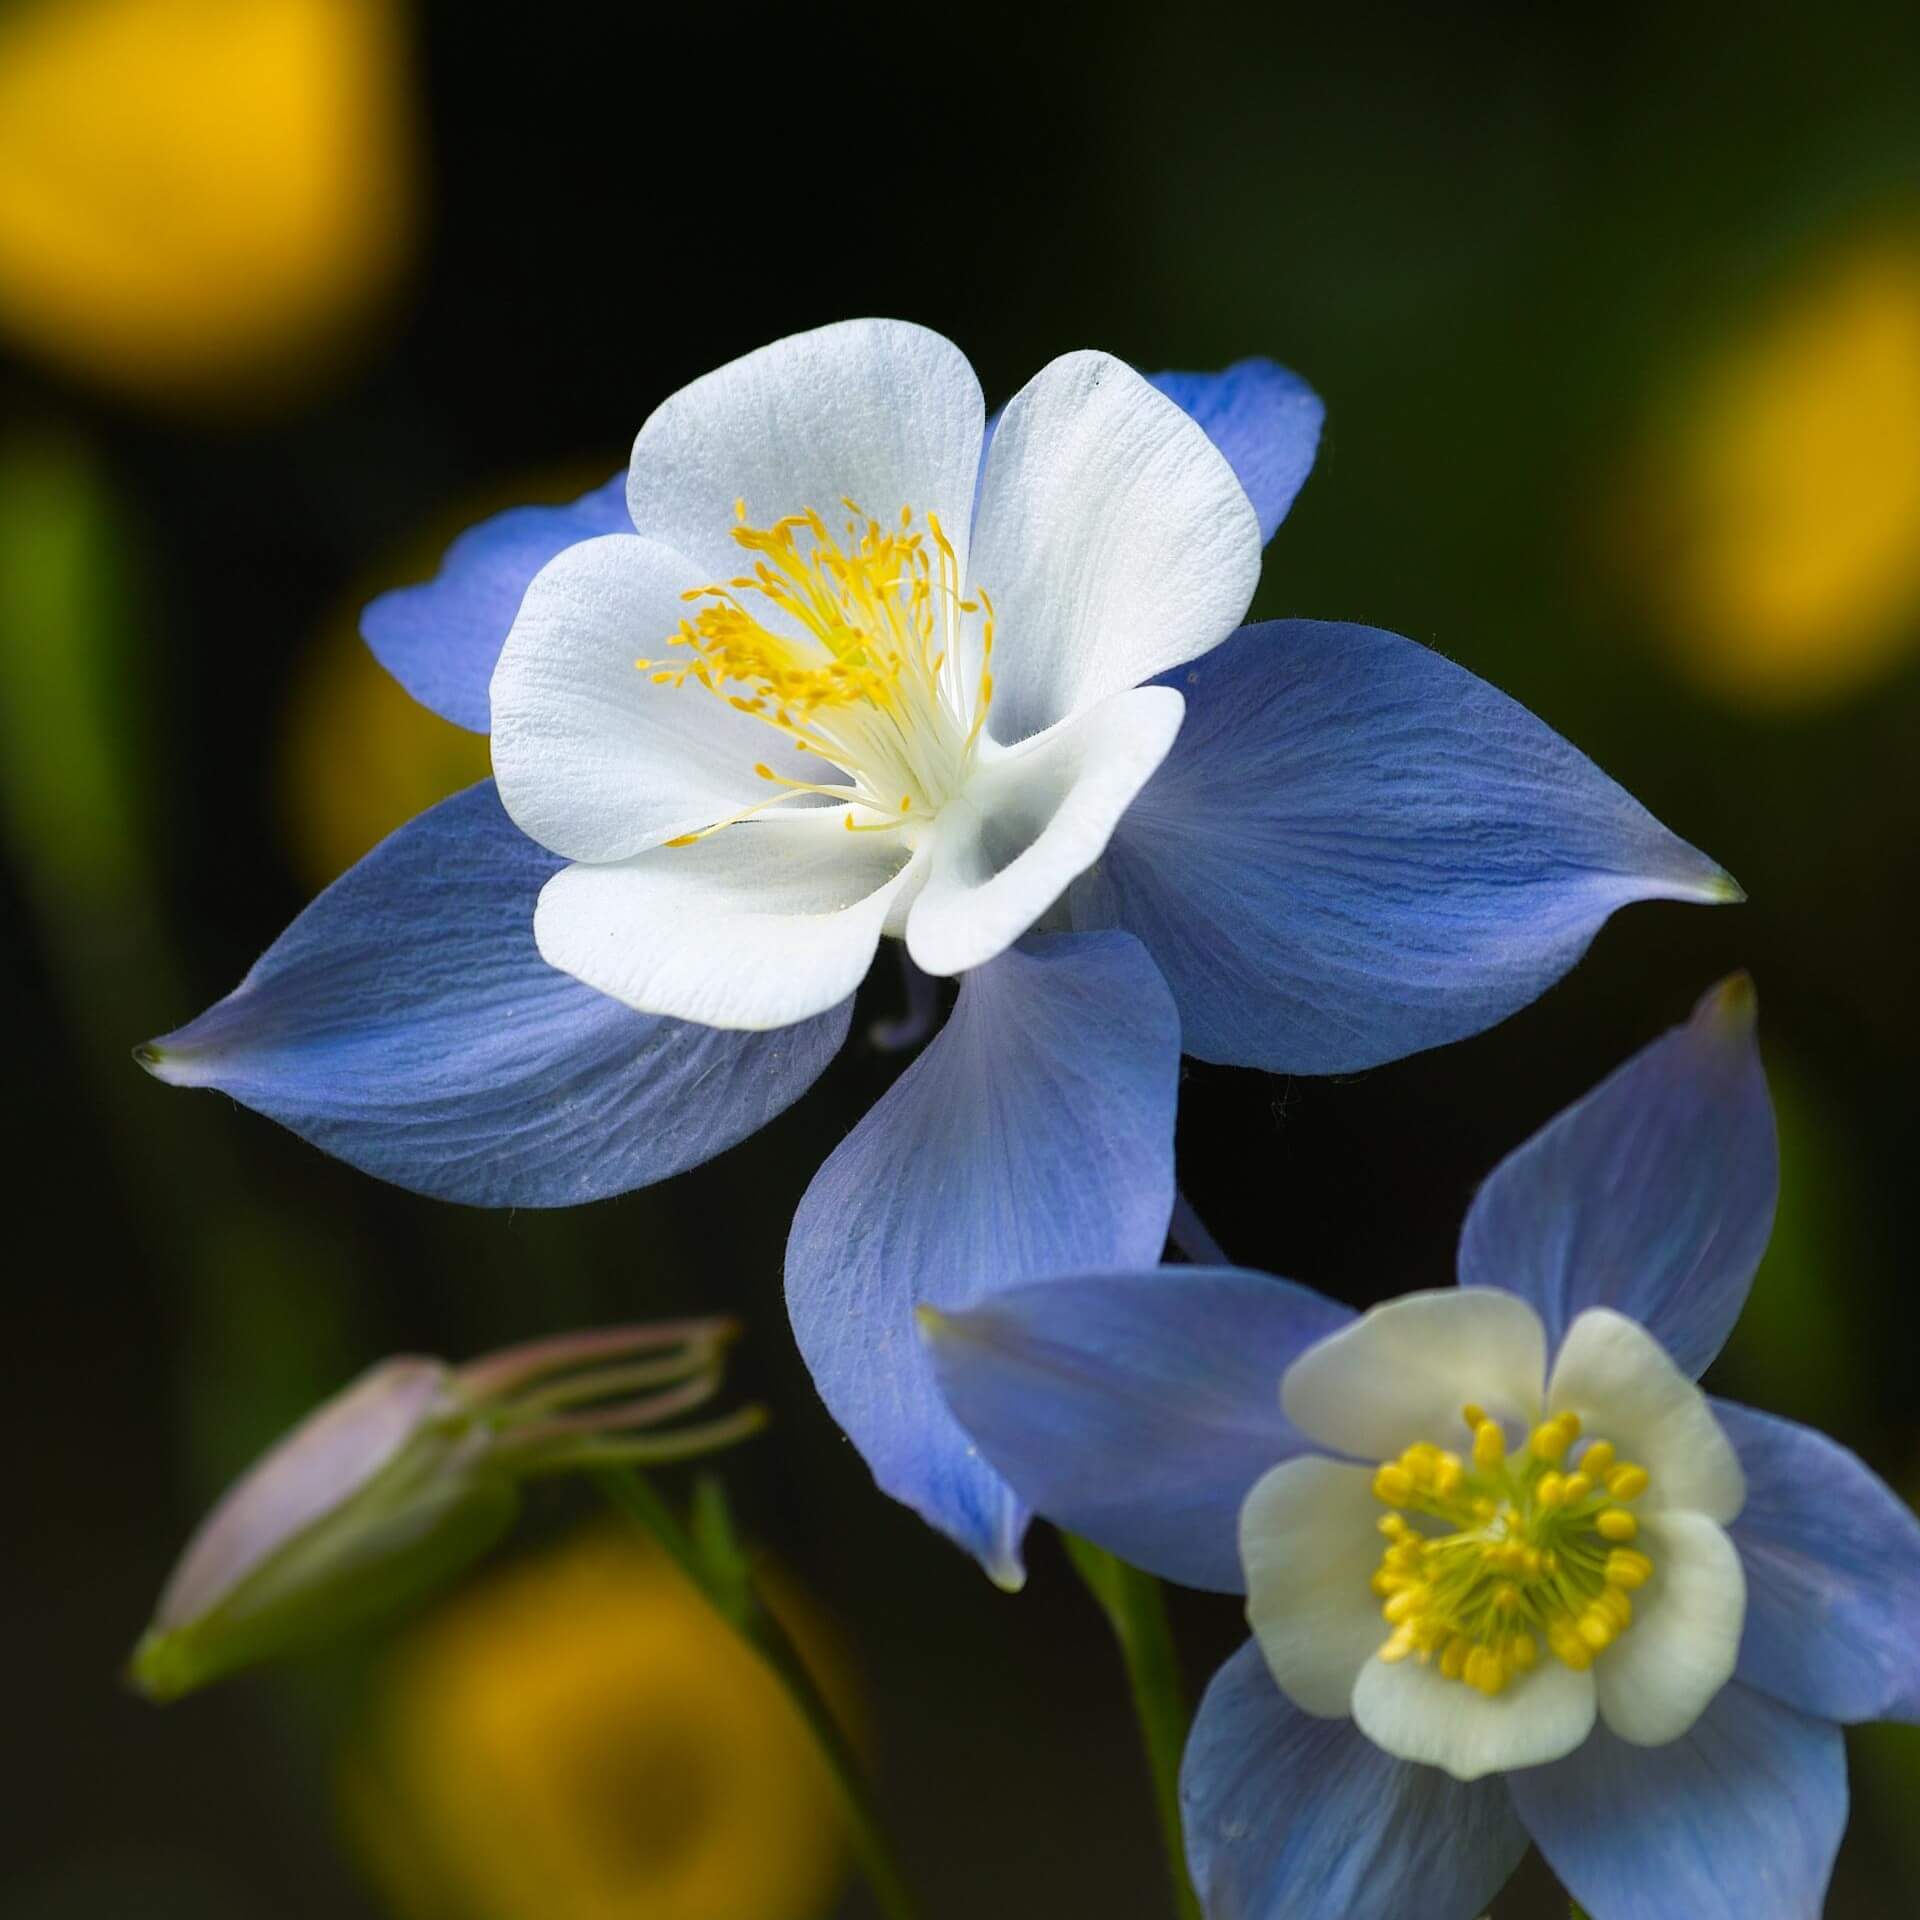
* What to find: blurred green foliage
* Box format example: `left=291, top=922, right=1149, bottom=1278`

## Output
left=4, top=4, right=1919, bottom=1917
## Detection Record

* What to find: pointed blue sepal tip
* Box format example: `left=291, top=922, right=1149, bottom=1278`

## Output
left=1699, top=970, right=1758, bottom=1034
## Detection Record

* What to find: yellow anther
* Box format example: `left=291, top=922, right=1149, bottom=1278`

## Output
left=1596, top=1508, right=1638, bottom=1542
left=1578, top=1610, right=1616, bottom=1652
left=1561, top=1471, right=1594, bottom=1503
left=1530, top=1419, right=1574, bottom=1465
left=1379, top=1627, right=1417, bottom=1664
left=1508, top=1632, right=1539, bottom=1671
left=1372, top=1464, right=1415, bottom=1507
left=1536, top=1472, right=1567, bottom=1510
left=1431, top=1451, right=1466, bottom=1498
left=1581, top=1440, right=1616, bottom=1478
left=1493, top=1582, right=1523, bottom=1613
left=1401, top=1443, right=1441, bottom=1481
left=1383, top=1589, right=1425, bottom=1625
left=1440, top=1637, right=1471, bottom=1681
left=1461, top=1403, right=1487, bottom=1430
left=1607, top=1463, right=1650, bottom=1501
left=1472, top=1420, right=1506, bottom=1471
left=1559, top=1412, right=1583, bottom=1440
left=1597, top=1585, right=1633, bottom=1630
left=1549, top=1625, right=1594, bottom=1671
left=1606, top=1549, right=1654, bottom=1590
left=1465, top=1647, right=1509, bottom=1695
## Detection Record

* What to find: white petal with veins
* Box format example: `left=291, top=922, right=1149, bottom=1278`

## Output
left=491, top=534, right=813, bottom=863
left=627, top=318, right=985, bottom=590
left=970, top=351, right=1261, bottom=743
left=1282, top=1290, right=1548, bottom=1462
left=1548, top=1309, right=1746, bottom=1522
left=1241, top=1456, right=1389, bottom=1716
left=534, top=809, right=924, bottom=1030
left=904, top=685, right=1185, bottom=977
left=1592, top=1510, right=1745, bottom=1745
left=1352, top=1642, right=1598, bottom=1781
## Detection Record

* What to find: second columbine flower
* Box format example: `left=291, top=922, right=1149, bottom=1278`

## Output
left=926, top=979, right=1920, bottom=1916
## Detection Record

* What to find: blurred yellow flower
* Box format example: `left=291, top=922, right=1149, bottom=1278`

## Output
left=0, top=0, right=416, bottom=403
left=1636, top=229, right=1920, bottom=706
left=281, top=604, right=490, bottom=890
left=343, top=1530, right=848, bottom=1920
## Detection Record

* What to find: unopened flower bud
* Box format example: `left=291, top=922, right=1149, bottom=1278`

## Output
left=130, top=1319, right=762, bottom=1701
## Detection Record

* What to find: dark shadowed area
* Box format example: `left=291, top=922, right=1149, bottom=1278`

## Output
left=3, top=3, right=1918, bottom=1915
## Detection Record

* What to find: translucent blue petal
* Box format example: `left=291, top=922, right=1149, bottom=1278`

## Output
left=1147, top=361, right=1324, bottom=542
left=1458, top=976, right=1775, bottom=1378
left=1070, top=620, right=1739, bottom=1075
left=1509, top=1681, right=1845, bottom=1920
left=360, top=473, right=630, bottom=732
left=140, top=783, right=850, bottom=1206
left=785, top=932, right=1180, bottom=1584
left=1181, top=1640, right=1529, bottom=1920
left=926, top=1267, right=1349, bottom=1591
left=1715, top=1398, right=1920, bottom=1724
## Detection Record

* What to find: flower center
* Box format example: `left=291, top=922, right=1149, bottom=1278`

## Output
left=1368, top=1407, right=1654, bottom=1696
left=635, top=501, right=994, bottom=843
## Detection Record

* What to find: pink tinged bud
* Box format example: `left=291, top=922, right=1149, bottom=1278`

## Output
left=130, top=1323, right=765, bottom=1702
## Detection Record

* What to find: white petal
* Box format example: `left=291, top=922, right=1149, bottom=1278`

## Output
left=904, top=685, right=1185, bottom=978
left=1281, top=1290, right=1547, bottom=1462
left=1547, top=1309, right=1746, bottom=1522
left=1593, top=1511, right=1745, bottom=1746
left=1240, top=1456, right=1388, bottom=1716
left=1352, top=1647, right=1597, bottom=1781
left=968, top=351, right=1261, bottom=743
left=491, top=534, right=808, bottom=862
left=626, top=319, right=985, bottom=587
left=534, top=811, right=923, bottom=1030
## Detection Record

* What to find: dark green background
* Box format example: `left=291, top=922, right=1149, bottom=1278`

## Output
left=5, top=3, right=1918, bottom=1914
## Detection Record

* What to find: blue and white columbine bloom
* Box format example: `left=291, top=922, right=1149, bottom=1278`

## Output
left=143, top=319, right=1737, bottom=1581
left=926, top=978, right=1920, bottom=1917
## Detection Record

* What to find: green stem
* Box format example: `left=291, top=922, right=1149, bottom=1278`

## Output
left=1065, top=1534, right=1203, bottom=1920
left=595, top=1470, right=920, bottom=1920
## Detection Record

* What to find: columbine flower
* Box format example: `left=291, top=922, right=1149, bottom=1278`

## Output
left=925, top=977, right=1920, bottom=1918
left=141, top=319, right=1736, bottom=1581
left=131, top=1321, right=760, bottom=1700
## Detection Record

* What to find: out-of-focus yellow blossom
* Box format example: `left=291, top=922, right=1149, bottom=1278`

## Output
left=1632, top=230, right=1920, bottom=706
left=343, top=1530, right=848, bottom=1920
left=0, top=0, right=416, bottom=403
left=282, top=607, right=490, bottom=889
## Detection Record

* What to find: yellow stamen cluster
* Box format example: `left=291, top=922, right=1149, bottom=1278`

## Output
left=1368, top=1407, right=1654, bottom=1696
left=635, top=500, right=993, bottom=844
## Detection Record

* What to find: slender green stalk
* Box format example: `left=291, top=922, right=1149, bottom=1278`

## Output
left=1065, top=1533, right=1204, bottom=1920
left=594, top=1469, right=919, bottom=1920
